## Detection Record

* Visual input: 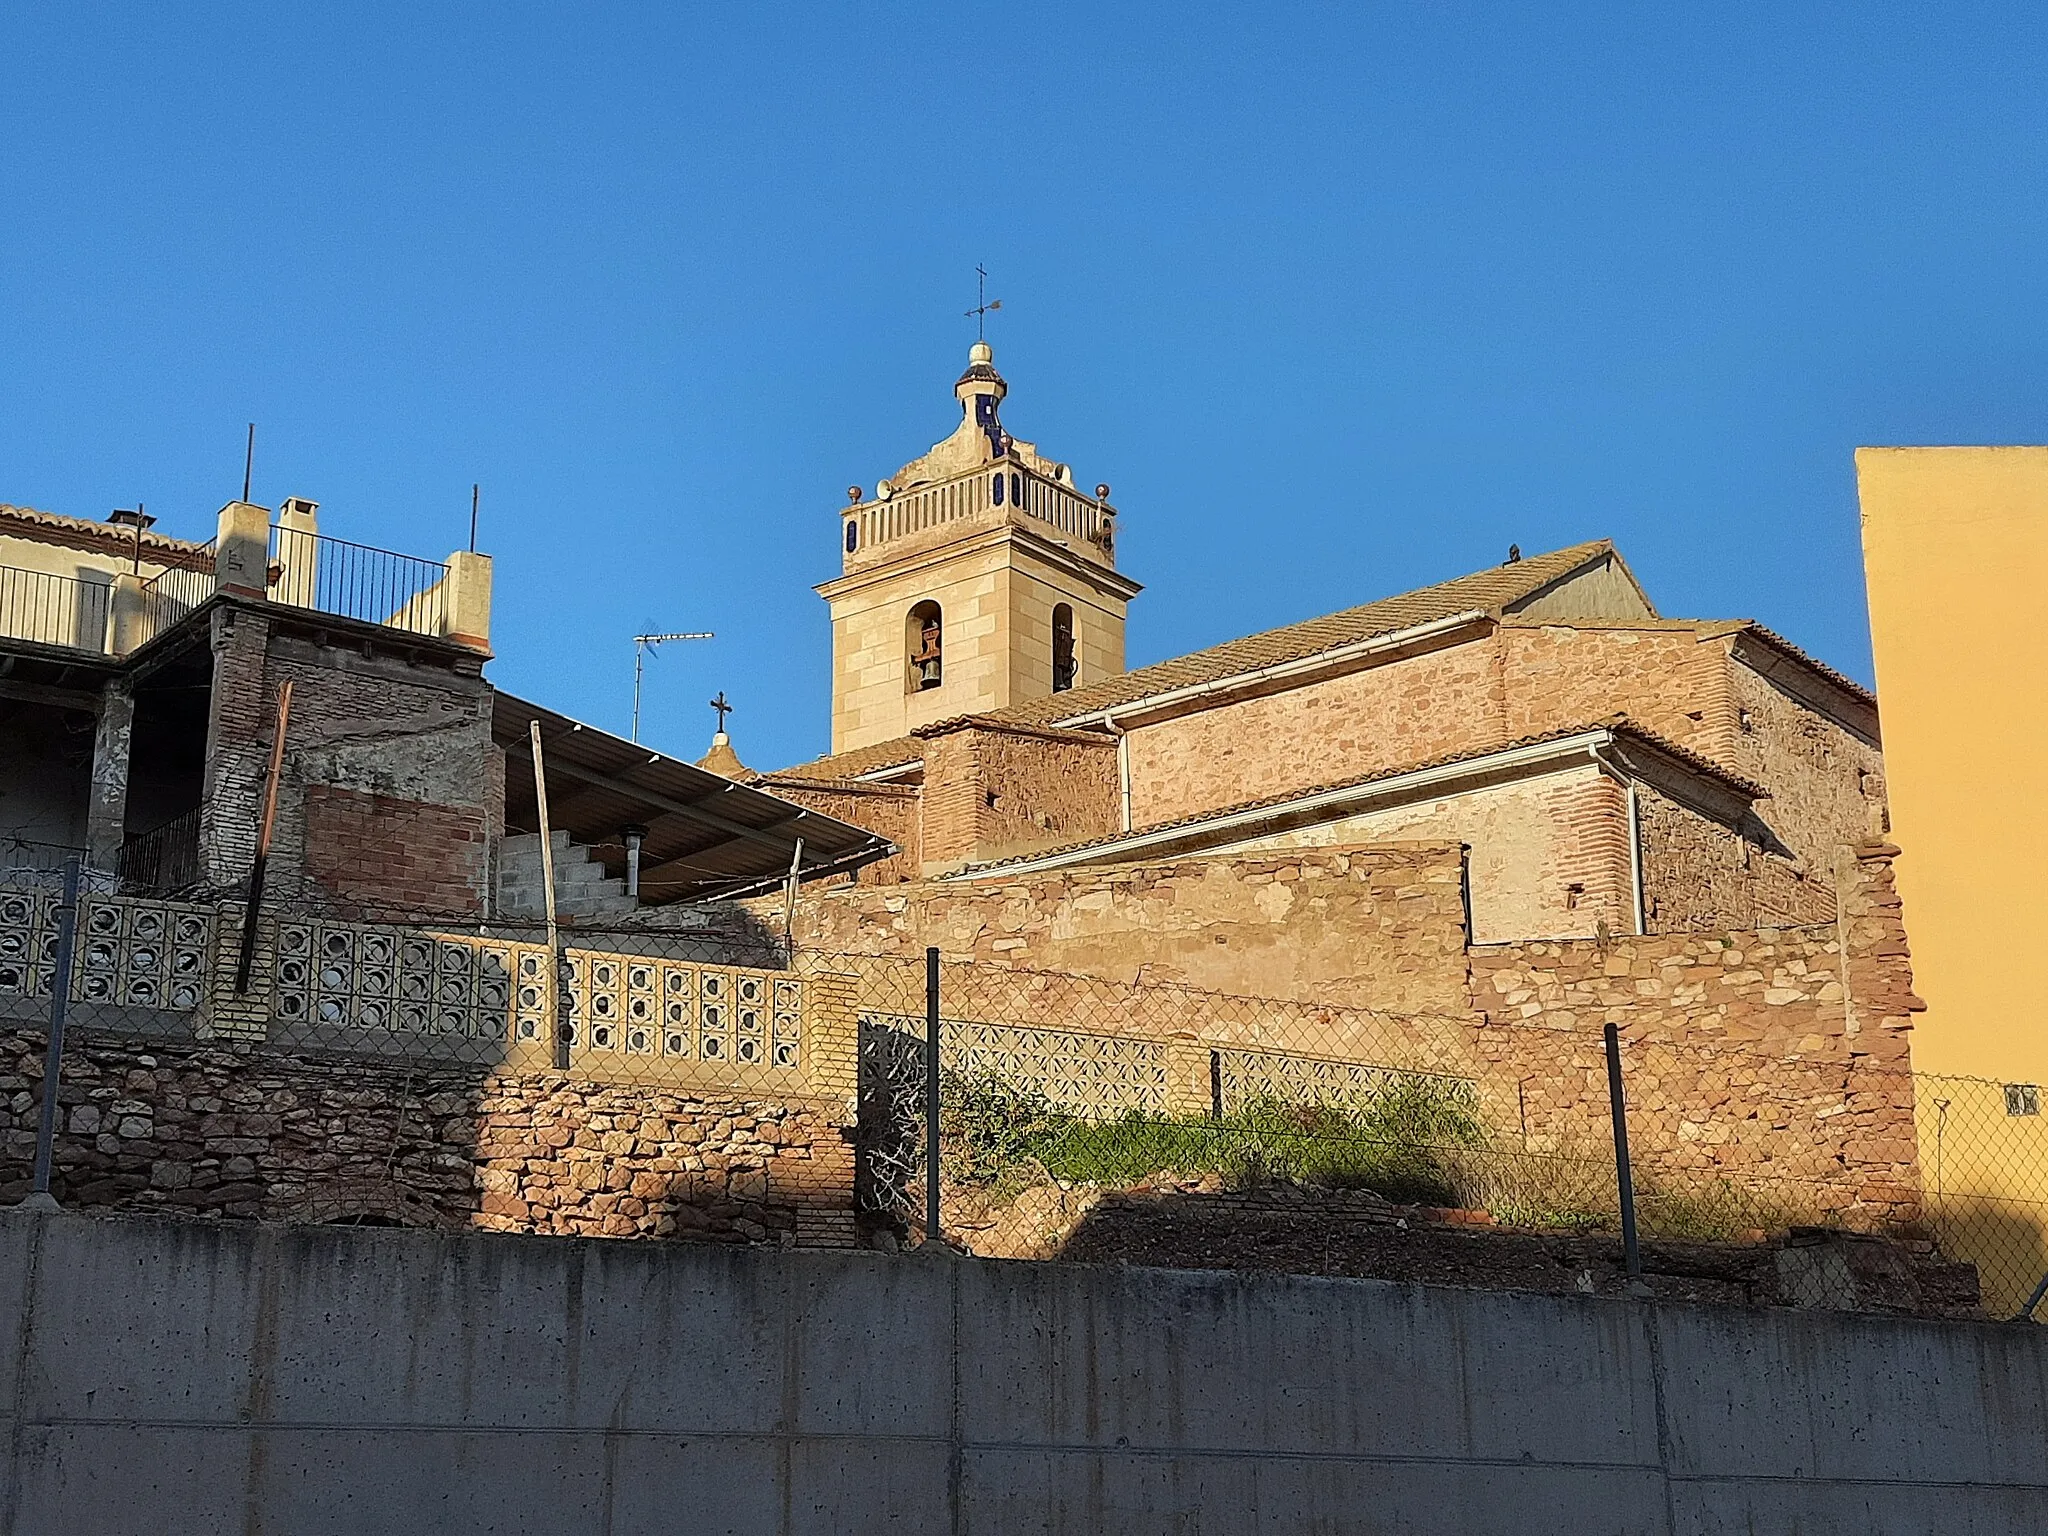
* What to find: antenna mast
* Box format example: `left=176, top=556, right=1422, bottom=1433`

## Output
left=631, top=631, right=715, bottom=742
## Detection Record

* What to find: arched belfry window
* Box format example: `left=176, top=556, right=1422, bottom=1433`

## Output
left=908, top=601, right=943, bottom=692
left=1051, top=603, right=1076, bottom=692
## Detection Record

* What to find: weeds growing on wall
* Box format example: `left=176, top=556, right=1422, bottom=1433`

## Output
left=936, top=1068, right=1835, bottom=1241
left=940, top=1071, right=1493, bottom=1209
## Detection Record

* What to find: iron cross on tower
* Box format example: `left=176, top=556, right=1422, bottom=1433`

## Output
left=709, top=692, right=734, bottom=734
left=965, top=264, right=1001, bottom=339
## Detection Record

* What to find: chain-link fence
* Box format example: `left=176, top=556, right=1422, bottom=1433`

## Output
left=0, top=859, right=2025, bottom=1318
left=834, top=946, right=1984, bottom=1314
left=1916, top=1073, right=2048, bottom=1316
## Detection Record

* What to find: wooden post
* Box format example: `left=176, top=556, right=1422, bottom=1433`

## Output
left=529, top=721, right=566, bottom=1070
left=781, top=837, right=804, bottom=961
left=233, top=680, right=292, bottom=994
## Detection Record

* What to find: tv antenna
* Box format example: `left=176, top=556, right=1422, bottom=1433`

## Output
left=631, top=631, right=714, bottom=742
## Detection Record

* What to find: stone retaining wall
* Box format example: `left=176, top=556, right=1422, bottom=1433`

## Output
left=0, top=1031, right=855, bottom=1246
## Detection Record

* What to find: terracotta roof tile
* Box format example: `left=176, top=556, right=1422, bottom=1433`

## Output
left=0, top=503, right=211, bottom=560
left=991, top=540, right=1615, bottom=727
left=772, top=540, right=1615, bottom=779
left=773, top=735, right=924, bottom=782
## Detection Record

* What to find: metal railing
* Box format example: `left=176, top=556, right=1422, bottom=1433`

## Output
left=117, top=809, right=204, bottom=895
left=132, top=542, right=218, bottom=649
left=850, top=468, right=1110, bottom=560
left=269, top=526, right=450, bottom=638
left=0, top=565, right=113, bottom=655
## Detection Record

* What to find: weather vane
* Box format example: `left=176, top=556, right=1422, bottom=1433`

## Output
left=709, top=692, right=734, bottom=733
left=965, top=264, right=1002, bottom=340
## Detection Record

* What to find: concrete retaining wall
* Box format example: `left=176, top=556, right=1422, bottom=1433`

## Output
left=1, top=1209, right=2044, bottom=1533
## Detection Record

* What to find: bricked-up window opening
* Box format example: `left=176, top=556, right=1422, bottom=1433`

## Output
left=1051, top=603, right=1076, bottom=692
left=908, top=601, right=943, bottom=692
left=2007, top=1083, right=2040, bottom=1117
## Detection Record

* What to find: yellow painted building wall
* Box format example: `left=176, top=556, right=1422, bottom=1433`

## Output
left=1858, top=445, right=2048, bottom=1310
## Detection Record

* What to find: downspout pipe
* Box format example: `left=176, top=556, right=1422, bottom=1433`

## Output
left=1625, top=780, right=1646, bottom=936
left=1591, top=742, right=1648, bottom=937
left=1104, top=710, right=1132, bottom=833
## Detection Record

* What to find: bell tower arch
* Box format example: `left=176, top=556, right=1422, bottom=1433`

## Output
left=817, top=343, right=1141, bottom=754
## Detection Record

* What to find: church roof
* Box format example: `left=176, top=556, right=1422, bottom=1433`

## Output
left=774, top=539, right=1619, bottom=781
left=944, top=715, right=1768, bottom=880
left=995, top=538, right=1618, bottom=727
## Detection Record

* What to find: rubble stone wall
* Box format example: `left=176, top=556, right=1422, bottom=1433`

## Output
left=915, top=720, right=1120, bottom=872
left=792, top=843, right=1474, bottom=1014
left=1636, top=783, right=1833, bottom=933
left=1120, top=638, right=1507, bottom=828
left=0, top=1033, right=856, bottom=1247
left=753, top=778, right=923, bottom=887
left=1723, top=642, right=1887, bottom=880
left=1469, top=843, right=1922, bottom=1223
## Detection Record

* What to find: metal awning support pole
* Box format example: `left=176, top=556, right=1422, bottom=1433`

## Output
left=780, top=837, right=803, bottom=961
left=530, top=721, right=567, bottom=1070
left=233, top=680, right=292, bottom=993
left=23, top=856, right=82, bottom=1210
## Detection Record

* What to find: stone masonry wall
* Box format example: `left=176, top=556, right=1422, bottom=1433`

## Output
left=1121, top=639, right=1508, bottom=828
left=752, top=778, right=922, bottom=886
left=916, top=719, right=1119, bottom=872
left=791, top=844, right=1473, bottom=1014
left=1467, top=842, right=1921, bottom=1224
left=801, top=839, right=1925, bottom=1228
left=1724, top=644, right=1887, bottom=883
left=1637, top=783, right=1832, bottom=933
left=0, top=1032, right=856, bottom=1246
left=1168, top=766, right=1635, bottom=944
left=1498, top=623, right=1728, bottom=759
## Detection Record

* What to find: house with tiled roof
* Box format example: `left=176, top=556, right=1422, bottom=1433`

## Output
left=754, top=345, right=1885, bottom=947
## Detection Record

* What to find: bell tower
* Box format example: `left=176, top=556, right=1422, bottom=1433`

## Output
left=817, top=343, right=1141, bottom=754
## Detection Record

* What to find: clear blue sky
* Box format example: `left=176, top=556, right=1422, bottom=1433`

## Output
left=4, top=6, right=2040, bottom=768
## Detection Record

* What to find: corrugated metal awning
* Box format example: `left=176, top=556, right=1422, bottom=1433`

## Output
left=492, top=692, right=893, bottom=903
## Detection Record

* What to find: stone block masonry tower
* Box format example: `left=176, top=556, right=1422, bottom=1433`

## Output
left=817, top=343, right=1142, bottom=754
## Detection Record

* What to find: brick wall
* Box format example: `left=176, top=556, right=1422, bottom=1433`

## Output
left=198, top=602, right=497, bottom=912
left=791, top=844, right=1473, bottom=1014
left=914, top=718, right=1119, bottom=872
left=304, top=785, right=491, bottom=918
left=199, top=607, right=275, bottom=887
left=0, top=1033, right=856, bottom=1247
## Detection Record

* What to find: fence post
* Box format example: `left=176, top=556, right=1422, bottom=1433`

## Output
left=23, top=857, right=83, bottom=1211
left=924, top=946, right=941, bottom=1247
left=1603, top=1021, right=1643, bottom=1280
